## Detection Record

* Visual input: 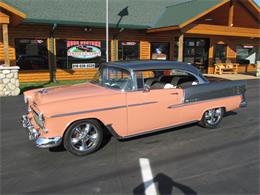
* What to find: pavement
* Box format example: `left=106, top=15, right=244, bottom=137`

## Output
left=1, top=79, right=260, bottom=195
left=205, top=73, right=260, bottom=80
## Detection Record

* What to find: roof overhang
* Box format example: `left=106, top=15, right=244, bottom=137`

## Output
left=0, top=2, right=26, bottom=25
left=186, top=24, right=260, bottom=38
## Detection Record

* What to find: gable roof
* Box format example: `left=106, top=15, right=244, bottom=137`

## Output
left=0, top=0, right=259, bottom=30
left=152, top=0, right=225, bottom=29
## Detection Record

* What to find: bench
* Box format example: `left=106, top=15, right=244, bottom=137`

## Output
left=214, top=62, right=239, bottom=74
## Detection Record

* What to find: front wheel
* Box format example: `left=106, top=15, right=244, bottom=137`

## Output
left=199, top=107, right=224, bottom=129
left=64, top=119, right=103, bottom=156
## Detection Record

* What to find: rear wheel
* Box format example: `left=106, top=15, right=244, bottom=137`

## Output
left=199, top=107, right=224, bottom=129
left=64, top=119, right=103, bottom=156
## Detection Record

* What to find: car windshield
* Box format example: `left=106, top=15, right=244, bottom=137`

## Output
left=91, top=66, right=133, bottom=91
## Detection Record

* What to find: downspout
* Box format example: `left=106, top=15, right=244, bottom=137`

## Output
left=49, top=24, right=57, bottom=82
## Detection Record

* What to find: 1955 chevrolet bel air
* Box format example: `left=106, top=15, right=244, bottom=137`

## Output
left=22, top=61, right=247, bottom=156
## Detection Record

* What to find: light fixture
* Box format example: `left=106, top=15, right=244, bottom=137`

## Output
left=84, top=27, right=92, bottom=32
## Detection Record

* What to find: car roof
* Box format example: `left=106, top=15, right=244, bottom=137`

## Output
left=105, top=60, right=200, bottom=75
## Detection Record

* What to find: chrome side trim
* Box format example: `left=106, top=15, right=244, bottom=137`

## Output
left=50, top=101, right=158, bottom=118
left=128, top=101, right=158, bottom=107
left=168, top=94, right=242, bottom=109
left=50, top=105, right=127, bottom=118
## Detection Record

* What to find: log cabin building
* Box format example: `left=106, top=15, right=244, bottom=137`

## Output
left=0, top=0, right=259, bottom=82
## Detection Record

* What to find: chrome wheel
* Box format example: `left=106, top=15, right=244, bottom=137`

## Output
left=70, top=123, right=98, bottom=152
left=204, top=108, right=222, bottom=125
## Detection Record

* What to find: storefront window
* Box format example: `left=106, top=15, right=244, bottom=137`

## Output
left=118, top=41, right=140, bottom=60
left=15, top=39, right=48, bottom=70
left=213, top=44, right=227, bottom=63
left=56, top=40, right=106, bottom=69
left=151, top=42, right=169, bottom=60
left=236, top=45, right=259, bottom=64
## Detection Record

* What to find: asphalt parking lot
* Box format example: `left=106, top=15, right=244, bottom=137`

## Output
left=1, top=79, right=259, bottom=195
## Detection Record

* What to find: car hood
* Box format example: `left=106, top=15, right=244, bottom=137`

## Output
left=32, top=83, right=119, bottom=105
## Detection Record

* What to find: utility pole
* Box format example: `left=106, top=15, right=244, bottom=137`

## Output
left=106, top=0, right=109, bottom=62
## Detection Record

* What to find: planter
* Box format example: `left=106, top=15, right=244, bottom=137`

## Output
left=0, top=66, right=20, bottom=96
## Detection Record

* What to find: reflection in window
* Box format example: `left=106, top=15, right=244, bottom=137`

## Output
left=151, top=42, right=169, bottom=60
left=213, top=44, right=227, bottom=63
left=236, top=45, right=259, bottom=64
left=15, top=39, right=48, bottom=70
left=92, top=66, right=133, bottom=91
left=56, top=40, right=106, bottom=70
left=136, top=69, right=198, bottom=90
left=118, top=41, right=139, bottom=60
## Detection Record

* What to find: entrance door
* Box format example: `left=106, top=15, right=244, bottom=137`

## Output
left=183, top=38, right=209, bottom=73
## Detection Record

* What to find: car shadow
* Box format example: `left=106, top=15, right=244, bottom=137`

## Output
left=120, top=123, right=196, bottom=142
left=224, top=111, right=238, bottom=117
left=133, top=173, right=197, bottom=195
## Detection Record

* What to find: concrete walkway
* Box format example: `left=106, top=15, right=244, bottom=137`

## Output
left=204, top=73, right=260, bottom=80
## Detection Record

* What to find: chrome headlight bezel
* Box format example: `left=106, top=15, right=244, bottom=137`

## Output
left=24, top=95, right=28, bottom=104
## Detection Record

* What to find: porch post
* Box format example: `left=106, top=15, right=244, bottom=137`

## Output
left=178, top=34, right=184, bottom=62
left=2, top=23, right=10, bottom=66
left=228, top=0, right=234, bottom=27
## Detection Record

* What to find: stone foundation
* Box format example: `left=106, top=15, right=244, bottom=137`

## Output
left=0, top=66, right=20, bottom=96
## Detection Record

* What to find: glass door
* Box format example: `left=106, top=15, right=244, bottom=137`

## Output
left=183, top=38, right=209, bottom=73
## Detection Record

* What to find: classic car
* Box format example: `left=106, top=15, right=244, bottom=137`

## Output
left=22, top=61, right=246, bottom=156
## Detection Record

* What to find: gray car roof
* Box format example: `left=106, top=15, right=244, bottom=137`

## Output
left=105, top=60, right=200, bottom=75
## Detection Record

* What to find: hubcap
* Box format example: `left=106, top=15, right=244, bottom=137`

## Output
left=205, top=108, right=222, bottom=125
left=70, top=123, right=98, bottom=152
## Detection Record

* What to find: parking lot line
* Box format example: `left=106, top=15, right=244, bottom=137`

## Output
left=139, top=158, right=158, bottom=195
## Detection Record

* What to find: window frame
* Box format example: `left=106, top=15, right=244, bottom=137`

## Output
left=118, top=40, right=140, bottom=61
left=150, top=42, right=170, bottom=60
left=14, top=38, right=49, bottom=71
left=55, top=38, right=108, bottom=70
left=132, top=68, right=202, bottom=91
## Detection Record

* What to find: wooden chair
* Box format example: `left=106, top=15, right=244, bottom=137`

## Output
left=214, top=59, right=225, bottom=74
left=226, top=59, right=239, bottom=74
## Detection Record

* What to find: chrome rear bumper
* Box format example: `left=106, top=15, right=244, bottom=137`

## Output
left=21, top=115, right=62, bottom=148
left=240, top=100, right=247, bottom=108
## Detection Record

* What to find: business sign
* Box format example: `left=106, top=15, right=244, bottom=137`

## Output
left=121, top=41, right=137, bottom=46
left=67, top=45, right=102, bottom=59
left=243, top=45, right=254, bottom=49
left=72, top=63, right=96, bottom=69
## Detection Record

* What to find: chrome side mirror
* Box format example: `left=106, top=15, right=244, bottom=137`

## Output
left=143, top=84, right=150, bottom=93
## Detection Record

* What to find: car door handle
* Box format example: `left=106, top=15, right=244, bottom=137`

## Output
left=171, top=92, right=179, bottom=95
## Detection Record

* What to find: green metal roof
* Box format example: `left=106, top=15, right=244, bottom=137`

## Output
left=153, top=0, right=224, bottom=28
left=1, top=0, right=225, bottom=29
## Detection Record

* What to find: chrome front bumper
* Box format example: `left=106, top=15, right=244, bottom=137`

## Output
left=21, top=115, right=62, bottom=148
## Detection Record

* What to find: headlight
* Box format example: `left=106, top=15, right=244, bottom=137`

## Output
left=33, top=112, right=48, bottom=133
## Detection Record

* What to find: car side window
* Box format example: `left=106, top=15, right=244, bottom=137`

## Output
left=135, top=69, right=199, bottom=90
left=170, top=70, right=199, bottom=88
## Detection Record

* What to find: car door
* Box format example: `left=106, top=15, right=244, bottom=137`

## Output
left=126, top=88, right=183, bottom=135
